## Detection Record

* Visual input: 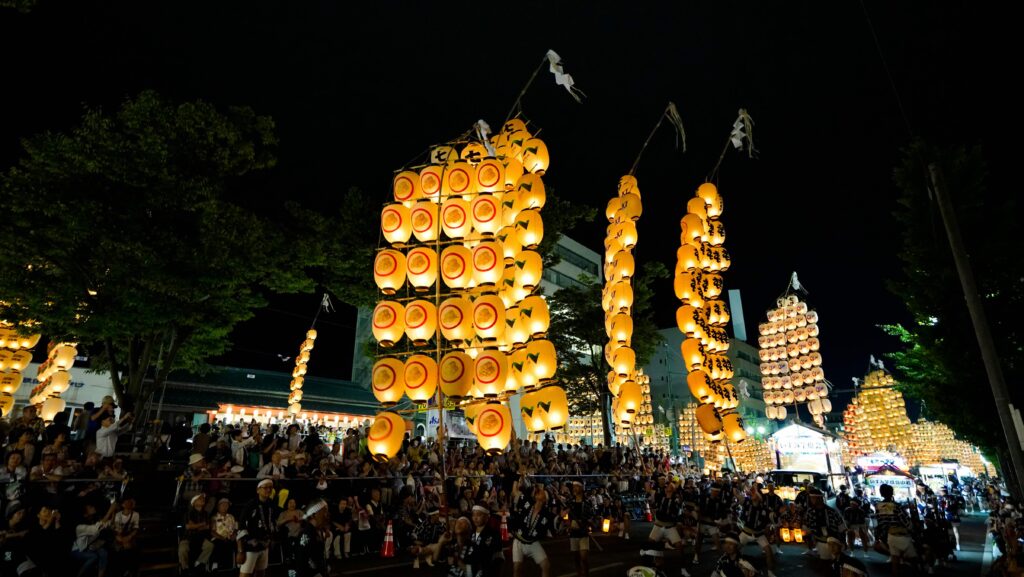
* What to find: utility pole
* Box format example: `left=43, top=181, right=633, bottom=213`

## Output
left=929, top=163, right=1024, bottom=496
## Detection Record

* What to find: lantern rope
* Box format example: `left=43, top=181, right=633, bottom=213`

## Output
left=628, top=101, right=687, bottom=176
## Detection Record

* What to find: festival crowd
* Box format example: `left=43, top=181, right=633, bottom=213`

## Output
left=175, top=419, right=996, bottom=577
left=0, top=396, right=138, bottom=577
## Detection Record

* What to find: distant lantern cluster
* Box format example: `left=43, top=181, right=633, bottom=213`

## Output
left=28, top=341, right=78, bottom=421
left=758, top=294, right=831, bottom=425
left=675, top=183, right=744, bottom=445
left=0, top=324, right=42, bottom=418
left=285, top=329, right=318, bottom=416
left=842, top=369, right=912, bottom=457
left=603, top=175, right=644, bottom=433
left=369, top=119, right=564, bottom=462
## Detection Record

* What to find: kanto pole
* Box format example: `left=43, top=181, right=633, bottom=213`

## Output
left=929, top=163, right=1024, bottom=496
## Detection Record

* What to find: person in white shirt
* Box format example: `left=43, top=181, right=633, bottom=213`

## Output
left=112, top=496, right=140, bottom=576
left=72, top=500, right=118, bottom=577
left=256, top=451, right=286, bottom=480
left=96, top=412, right=133, bottom=459
left=230, top=429, right=256, bottom=468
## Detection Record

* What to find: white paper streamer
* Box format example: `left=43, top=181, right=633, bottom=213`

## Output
left=475, top=119, right=497, bottom=156
left=729, top=108, right=756, bottom=157
left=546, top=49, right=585, bottom=102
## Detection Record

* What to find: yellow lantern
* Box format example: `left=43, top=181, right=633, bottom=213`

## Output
left=0, top=351, right=10, bottom=371
left=372, top=301, right=405, bottom=347
left=613, top=396, right=632, bottom=426
left=609, top=221, right=638, bottom=250
left=612, top=346, right=636, bottom=377
left=474, top=348, right=508, bottom=398
left=48, top=370, right=71, bottom=395
left=610, top=313, right=633, bottom=345
left=469, top=193, right=501, bottom=237
left=674, top=272, right=704, bottom=308
left=475, top=157, right=505, bottom=192
left=780, top=528, right=792, bottom=543
left=676, top=305, right=703, bottom=337
left=701, top=273, right=723, bottom=299
left=522, top=138, right=550, bottom=174
left=506, top=306, right=530, bottom=349
left=606, top=196, right=622, bottom=223
left=618, top=380, right=642, bottom=414
left=513, top=250, right=542, bottom=290
left=288, top=402, right=301, bottom=415
left=17, top=333, right=42, bottom=350
left=290, top=377, right=304, bottom=391
left=381, top=203, right=412, bottom=246
left=404, top=355, right=438, bottom=403
left=472, top=294, right=505, bottom=342
left=393, top=170, right=422, bottom=205
left=514, top=173, right=546, bottom=211
left=679, top=213, right=705, bottom=246
left=374, top=250, right=406, bottom=295
left=419, top=164, right=444, bottom=203
left=0, top=394, right=13, bottom=418
left=526, top=339, right=558, bottom=385
left=696, top=183, right=724, bottom=218
left=40, top=396, right=66, bottom=422
left=514, top=208, right=544, bottom=249
left=793, top=528, right=804, bottom=543
left=618, top=175, right=640, bottom=196
left=404, top=247, right=437, bottom=292
left=472, top=241, right=503, bottom=287
left=607, top=371, right=626, bottom=396
left=518, top=295, right=550, bottom=337
left=681, top=339, right=705, bottom=370
left=443, top=160, right=476, bottom=198
left=687, top=370, right=713, bottom=402
left=602, top=518, right=612, bottom=533
left=676, top=244, right=700, bottom=272
left=439, top=245, right=472, bottom=289
left=0, top=373, right=23, bottom=395
left=708, top=220, right=726, bottom=246
left=410, top=200, right=440, bottom=242
left=686, top=197, right=708, bottom=220
left=7, top=350, right=32, bottom=372
left=441, top=197, right=471, bottom=239
left=440, top=352, right=474, bottom=399
left=537, top=385, right=568, bottom=430
left=288, top=390, right=303, bottom=404
left=617, top=193, right=643, bottom=221
left=696, top=404, right=723, bottom=435
left=612, top=251, right=635, bottom=280
left=722, top=410, right=746, bottom=443
left=475, top=403, right=513, bottom=454
left=404, top=300, right=437, bottom=346
left=438, top=297, right=474, bottom=342
left=367, top=411, right=405, bottom=462
left=497, top=226, right=521, bottom=264
left=510, top=347, right=537, bottom=390
left=463, top=402, right=486, bottom=434
left=611, top=282, right=633, bottom=313
left=503, top=156, right=524, bottom=190
left=371, top=358, right=406, bottom=407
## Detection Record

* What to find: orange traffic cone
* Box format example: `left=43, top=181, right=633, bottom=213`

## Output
left=500, top=512, right=510, bottom=542
left=644, top=501, right=653, bottom=522
left=380, top=520, right=396, bottom=558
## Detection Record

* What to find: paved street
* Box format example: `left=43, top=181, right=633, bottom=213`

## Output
left=267, top=512, right=989, bottom=577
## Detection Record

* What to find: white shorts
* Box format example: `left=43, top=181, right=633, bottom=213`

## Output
left=240, top=549, right=269, bottom=573
left=649, top=524, right=682, bottom=544
left=739, top=531, right=769, bottom=549
left=815, top=541, right=835, bottom=561
left=570, top=537, right=590, bottom=552
left=513, top=539, right=548, bottom=564
left=887, top=534, right=917, bottom=558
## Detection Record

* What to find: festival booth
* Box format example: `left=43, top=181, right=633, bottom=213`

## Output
left=768, top=422, right=847, bottom=498
left=865, top=464, right=917, bottom=502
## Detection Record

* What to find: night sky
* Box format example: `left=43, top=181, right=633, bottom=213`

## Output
left=1, top=2, right=1011, bottom=415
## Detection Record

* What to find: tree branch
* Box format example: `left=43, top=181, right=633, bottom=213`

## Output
left=105, top=338, right=127, bottom=404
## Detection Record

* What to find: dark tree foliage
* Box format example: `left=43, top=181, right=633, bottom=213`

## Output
left=884, top=140, right=1021, bottom=452
left=0, top=91, right=316, bottom=410
left=547, top=261, right=668, bottom=446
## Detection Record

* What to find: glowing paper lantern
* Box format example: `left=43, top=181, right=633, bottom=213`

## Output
left=475, top=403, right=513, bottom=454
left=679, top=214, right=705, bottom=246
left=406, top=247, right=438, bottom=292
left=514, top=173, right=546, bottom=211
left=475, top=157, right=505, bottom=192
left=404, top=355, right=438, bottom=403
left=7, top=350, right=32, bottom=372
left=681, top=339, right=705, bottom=370
left=696, top=403, right=723, bottom=435
left=367, top=411, right=405, bottom=462
left=440, top=352, right=474, bottom=399
left=443, top=160, right=476, bottom=198
left=419, top=164, right=443, bottom=203
left=471, top=193, right=502, bottom=236
left=393, top=170, right=422, bottom=205
left=381, top=203, right=412, bottom=245
left=441, top=197, right=471, bottom=239
left=522, top=138, right=550, bottom=174
left=618, top=380, right=643, bottom=414
left=687, top=370, right=713, bottom=402
left=537, top=385, right=568, bottom=430
left=48, top=371, right=71, bottom=395
left=472, top=241, right=503, bottom=287
left=372, top=301, right=405, bottom=347
left=0, top=373, right=23, bottom=395
left=722, top=410, right=746, bottom=443
left=371, top=358, right=406, bottom=407
left=440, top=245, right=473, bottom=289
left=472, top=294, right=505, bottom=342
left=0, top=394, right=13, bottom=418
left=439, top=297, right=474, bottom=342
left=41, top=396, right=66, bottom=421
left=514, top=208, right=544, bottom=249
left=503, top=156, right=524, bottom=190
left=513, top=250, right=542, bottom=290
left=518, top=296, right=549, bottom=338
left=404, top=300, right=437, bottom=346
left=609, top=313, right=633, bottom=345
left=411, top=201, right=439, bottom=242
left=526, top=339, right=557, bottom=385
left=374, top=250, right=406, bottom=295
left=497, top=226, right=521, bottom=264
left=474, top=348, right=508, bottom=398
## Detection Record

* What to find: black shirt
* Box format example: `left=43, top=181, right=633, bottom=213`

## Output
left=238, top=497, right=277, bottom=551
